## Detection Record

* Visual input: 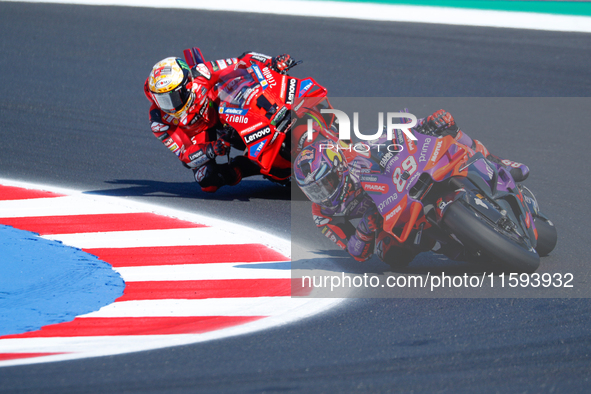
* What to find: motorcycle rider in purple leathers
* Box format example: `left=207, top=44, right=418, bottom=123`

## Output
left=294, top=110, right=529, bottom=266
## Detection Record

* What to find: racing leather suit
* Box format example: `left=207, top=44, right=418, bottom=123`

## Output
left=310, top=110, right=528, bottom=265
left=144, top=52, right=281, bottom=192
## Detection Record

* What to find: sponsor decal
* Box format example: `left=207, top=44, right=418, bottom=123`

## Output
left=188, top=150, right=209, bottom=168
left=165, top=139, right=181, bottom=156
left=244, top=126, right=271, bottom=144
left=155, top=79, right=172, bottom=89
left=188, top=151, right=203, bottom=161
left=249, top=140, right=267, bottom=158
left=153, top=66, right=167, bottom=78
left=280, top=76, right=287, bottom=100
left=194, top=165, right=207, bottom=182
left=249, top=52, right=271, bottom=60
left=377, top=193, right=398, bottom=212
left=239, top=121, right=265, bottom=135
left=297, top=132, right=308, bottom=151
left=262, top=67, right=277, bottom=87
left=299, top=149, right=315, bottom=161
left=362, top=182, right=389, bottom=194
left=322, top=227, right=342, bottom=246
left=285, top=78, right=297, bottom=105
left=485, top=163, right=494, bottom=179
left=384, top=154, right=400, bottom=174
left=342, top=194, right=363, bottom=216
left=361, top=175, right=378, bottom=182
left=216, top=59, right=228, bottom=70
left=314, top=215, right=330, bottom=226
left=385, top=204, right=402, bottom=221
left=219, top=107, right=249, bottom=116
left=271, top=106, right=288, bottom=126
left=405, top=172, right=421, bottom=191
left=379, top=152, right=394, bottom=171
left=151, top=122, right=169, bottom=133
left=210, top=61, right=219, bottom=71
left=179, top=60, right=190, bottom=71
left=419, top=137, right=431, bottom=162
left=251, top=54, right=269, bottom=63
left=430, top=139, right=444, bottom=163
left=298, top=79, right=313, bottom=97
left=405, top=132, right=417, bottom=154
left=195, top=63, right=211, bottom=79
left=225, top=115, right=249, bottom=124
left=251, top=64, right=268, bottom=90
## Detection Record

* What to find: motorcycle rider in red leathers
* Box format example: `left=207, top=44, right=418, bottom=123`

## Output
left=144, top=52, right=294, bottom=192
left=294, top=110, right=530, bottom=267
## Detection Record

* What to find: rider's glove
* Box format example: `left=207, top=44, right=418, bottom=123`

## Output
left=207, top=138, right=231, bottom=158
left=346, top=208, right=382, bottom=262
left=214, top=138, right=231, bottom=156
left=348, top=230, right=375, bottom=262
left=419, top=109, right=459, bottom=136
left=218, top=125, right=237, bottom=144
left=363, top=208, right=383, bottom=233
left=271, top=54, right=294, bottom=74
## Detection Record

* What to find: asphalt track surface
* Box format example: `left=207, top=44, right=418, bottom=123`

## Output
left=1, top=2, right=591, bottom=393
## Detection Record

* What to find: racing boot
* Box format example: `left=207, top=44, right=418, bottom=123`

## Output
left=472, top=140, right=530, bottom=183
left=228, top=156, right=261, bottom=186
left=486, top=153, right=529, bottom=183
left=193, top=159, right=252, bottom=193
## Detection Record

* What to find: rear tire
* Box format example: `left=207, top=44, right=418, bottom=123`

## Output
left=534, top=217, right=557, bottom=257
left=442, top=201, right=540, bottom=273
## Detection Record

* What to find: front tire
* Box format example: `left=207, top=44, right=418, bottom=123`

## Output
left=442, top=201, right=540, bottom=273
left=534, top=217, right=557, bottom=257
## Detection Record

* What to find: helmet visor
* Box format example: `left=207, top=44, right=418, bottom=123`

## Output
left=153, top=85, right=191, bottom=114
left=300, top=165, right=341, bottom=206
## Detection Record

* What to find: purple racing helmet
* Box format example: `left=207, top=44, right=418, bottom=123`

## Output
left=294, top=141, right=348, bottom=208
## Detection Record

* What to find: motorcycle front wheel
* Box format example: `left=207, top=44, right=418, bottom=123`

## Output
left=533, top=216, right=557, bottom=257
left=442, top=201, right=540, bottom=273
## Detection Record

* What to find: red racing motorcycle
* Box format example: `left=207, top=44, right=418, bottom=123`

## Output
left=184, top=47, right=337, bottom=184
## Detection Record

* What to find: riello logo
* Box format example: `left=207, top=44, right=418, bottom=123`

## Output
left=307, top=110, right=418, bottom=142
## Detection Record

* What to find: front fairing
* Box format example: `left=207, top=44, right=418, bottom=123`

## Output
left=358, top=131, right=468, bottom=234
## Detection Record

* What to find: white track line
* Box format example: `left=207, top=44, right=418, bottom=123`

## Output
left=2, top=0, right=591, bottom=33
left=80, top=297, right=314, bottom=318
left=44, top=227, right=255, bottom=248
left=0, top=196, right=142, bottom=217
left=115, top=262, right=290, bottom=281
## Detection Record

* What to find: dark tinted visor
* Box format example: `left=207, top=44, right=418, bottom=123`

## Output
left=154, top=84, right=191, bottom=113
left=300, top=166, right=341, bottom=206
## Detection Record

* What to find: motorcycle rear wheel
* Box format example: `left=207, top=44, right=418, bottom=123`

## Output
left=442, top=201, right=540, bottom=273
